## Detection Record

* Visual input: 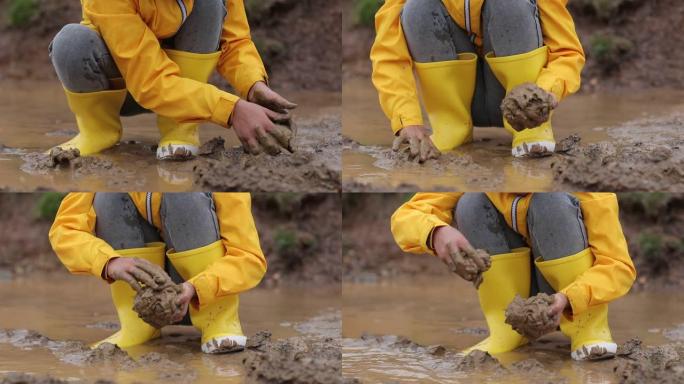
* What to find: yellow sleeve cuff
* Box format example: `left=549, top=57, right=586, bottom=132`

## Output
left=211, top=93, right=240, bottom=127
left=561, top=283, right=589, bottom=318
left=91, top=249, right=118, bottom=280
left=421, top=218, right=449, bottom=256
left=537, top=75, right=565, bottom=101
left=189, top=274, right=216, bottom=309
left=234, top=70, right=268, bottom=100
left=391, top=113, right=424, bottom=134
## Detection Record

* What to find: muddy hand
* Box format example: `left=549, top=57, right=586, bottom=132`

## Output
left=172, top=282, right=196, bottom=323
left=503, top=83, right=558, bottom=131
left=548, top=292, right=570, bottom=327
left=106, top=257, right=165, bottom=292
left=392, top=125, right=440, bottom=163
left=248, top=81, right=297, bottom=114
left=230, top=100, right=292, bottom=156
left=447, top=243, right=491, bottom=288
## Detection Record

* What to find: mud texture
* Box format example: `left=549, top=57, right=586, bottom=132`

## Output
left=501, top=83, right=556, bottom=131
left=132, top=268, right=183, bottom=329
left=20, top=148, right=121, bottom=178
left=243, top=333, right=342, bottom=384
left=552, top=114, right=684, bottom=191
left=0, top=373, right=69, bottom=384
left=505, top=293, right=557, bottom=340
left=456, top=350, right=505, bottom=372
left=613, top=337, right=684, bottom=384
left=194, top=116, right=341, bottom=192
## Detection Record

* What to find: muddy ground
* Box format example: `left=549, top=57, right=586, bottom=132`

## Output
left=0, top=0, right=340, bottom=92
left=342, top=192, right=684, bottom=289
left=0, top=192, right=341, bottom=287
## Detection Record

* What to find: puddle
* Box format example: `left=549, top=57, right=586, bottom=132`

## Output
left=0, top=80, right=340, bottom=192
left=0, top=274, right=339, bottom=383
left=342, top=76, right=684, bottom=191
left=342, top=276, right=684, bottom=383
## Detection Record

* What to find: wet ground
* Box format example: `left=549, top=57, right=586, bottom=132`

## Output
left=0, top=274, right=340, bottom=383
left=0, top=80, right=340, bottom=192
left=342, top=77, right=684, bottom=191
left=342, top=276, right=684, bottom=383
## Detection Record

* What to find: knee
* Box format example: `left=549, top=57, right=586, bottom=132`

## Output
left=401, top=0, right=444, bottom=33
left=161, top=193, right=214, bottom=221
left=50, top=24, right=103, bottom=89
left=455, top=193, right=497, bottom=230
left=484, top=0, right=536, bottom=18
left=93, top=193, right=138, bottom=222
left=528, top=193, right=579, bottom=220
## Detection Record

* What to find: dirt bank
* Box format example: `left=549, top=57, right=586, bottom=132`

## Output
left=505, top=293, right=557, bottom=341
left=0, top=0, right=340, bottom=92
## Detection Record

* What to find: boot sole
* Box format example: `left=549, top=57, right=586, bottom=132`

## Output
left=512, top=141, right=555, bottom=158
left=157, top=144, right=198, bottom=161
left=571, top=342, right=617, bottom=361
left=201, top=335, right=247, bottom=354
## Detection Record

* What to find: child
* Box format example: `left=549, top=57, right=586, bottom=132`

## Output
left=371, top=0, right=584, bottom=161
left=391, top=193, right=636, bottom=361
left=49, top=0, right=296, bottom=160
left=49, top=192, right=266, bottom=354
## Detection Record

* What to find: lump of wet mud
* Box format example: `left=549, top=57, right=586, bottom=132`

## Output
left=246, top=330, right=273, bottom=351
left=456, top=350, right=505, bottom=372
left=555, top=134, right=582, bottom=153
left=0, top=373, right=68, bottom=384
left=132, top=270, right=183, bottom=329
left=614, top=342, right=682, bottom=384
left=243, top=337, right=342, bottom=384
left=21, top=147, right=116, bottom=176
left=505, top=293, right=557, bottom=340
left=198, top=136, right=226, bottom=157
left=501, top=83, right=556, bottom=131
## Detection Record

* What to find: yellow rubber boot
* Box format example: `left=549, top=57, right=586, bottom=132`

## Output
left=414, top=53, right=477, bottom=152
left=485, top=46, right=556, bottom=157
left=535, top=248, right=617, bottom=361
left=92, top=242, right=166, bottom=349
left=463, top=247, right=531, bottom=355
left=156, top=49, right=221, bottom=161
left=52, top=88, right=128, bottom=156
left=167, top=240, right=245, bottom=354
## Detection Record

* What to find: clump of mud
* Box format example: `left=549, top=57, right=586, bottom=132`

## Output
left=505, top=293, right=557, bottom=340
left=21, top=147, right=116, bottom=176
left=456, top=350, right=505, bottom=372
left=613, top=337, right=683, bottom=384
left=132, top=269, right=183, bottom=329
left=552, top=114, right=684, bottom=191
left=501, top=83, right=556, bottom=131
left=243, top=332, right=342, bottom=384
left=0, top=373, right=68, bottom=384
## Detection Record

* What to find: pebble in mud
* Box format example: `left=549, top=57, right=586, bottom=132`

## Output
left=505, top=293, right=557, bottom=340
left=132, top=269, right=183, bottom=329
left=501, top=83, right=556, bottom=131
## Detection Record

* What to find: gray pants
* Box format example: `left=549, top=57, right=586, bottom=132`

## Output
left=49, top=0, right=227, bottom=116
left=401, top=0, right=543, bottom=127
left=454, top=193, right=588, bottom=295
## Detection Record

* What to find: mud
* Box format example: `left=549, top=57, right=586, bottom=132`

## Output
left=456, top=350, right=505, bottom=372
left=0, top=373, right=69, bottom=384
left=193, top=116, right=341, bottom=192
left=613, top=337, right=684, bottom=384
left=20, top=148, right=129, bottom=180
left=505, top=293, right=557, bottom=340
left=501, top=83, right=556, bottom=131
left=552, top=114, right=684, bottom=191
left=132, top=269, right=183, bottom=329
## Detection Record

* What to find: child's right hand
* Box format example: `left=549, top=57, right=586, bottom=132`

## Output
left=105, top=257, right=164, bottom=292
left=432, top=226, right=491, bottom=287
left=392, top=125, right=440, bottom=163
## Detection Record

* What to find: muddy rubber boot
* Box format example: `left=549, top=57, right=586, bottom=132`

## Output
left=156, top=49, right=221, bottom=161
left=463, top=247, right=531, bottom=355
left=52, top=88, right=128, bottom=156
left=92, top=242, right=166, bottom=349
left=485, top=46, right=556, bottom=158
left=535, top=248, right=617, bottom=361
left=167, top=240, right=246, bottom=354
left=414, top=53, right=477, bottom=152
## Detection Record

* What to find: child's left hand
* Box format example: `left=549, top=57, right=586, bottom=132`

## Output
left=172, top=282, right=197, bottom=323
left=548, top=292, right=570, bottom=327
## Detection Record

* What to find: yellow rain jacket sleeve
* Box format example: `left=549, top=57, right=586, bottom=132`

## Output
left=562, top=193, right=636, bottom=316
left=189, top=193, right=267, bottom=308
left=371, top=0, right=585, bottom=133
left=390, top=193, right=463, bottom=255
left=49, top=193, right=119, bottom=278
left=81, top=0, right=266, bottom=127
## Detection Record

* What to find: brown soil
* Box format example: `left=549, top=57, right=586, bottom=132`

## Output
left=613, top=337, right=684, bottom=384
left=132, top=270, right=183, bottom=329
left=505, top=293, right=557, bottom=341
left=456, top=350, right=505, bottom=372
left=20, top=149, right=127, bottom=179
left=0, top=0, right=339, bottom=92
left=551, top=115, right=684, bottom=192
left=502, top=83, right=556, bottom=131
left=0, top=373, right=69, bottom=384
left=193, top=116, right=341, bottom=192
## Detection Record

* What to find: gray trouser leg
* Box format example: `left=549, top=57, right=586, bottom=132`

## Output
left=49, top=0, right=226, bottom=114
left=401, top=0, right=543, bottom=127
left=160, top=193, right=221, bottom=253
left=527, top=193, right=589, bottom=294
left=94, top=193, right=161, bottom=250
left=454, top=193, right=526, bottom=254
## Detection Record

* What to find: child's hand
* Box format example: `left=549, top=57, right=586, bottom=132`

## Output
left=230, top=100, right=292, bottom=155
left=433, top=226, right=491, bottom=287
left=248, top=81, right=297, bottom=113
left=172, top=282, right=197, bottom=323
left=392, top=125, right=440, bottom=163
left=105, top=257, right=164, bottom=292
left=548, top=292, right=570, bottom=327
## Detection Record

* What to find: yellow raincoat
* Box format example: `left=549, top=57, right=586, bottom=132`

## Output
left=391, top=193, right=636, bottom=316
left=371, top=0, right=585, bottom=133
left=49, top=193, right=267, bottom=309
left=80, top=0, right=267, bottom=127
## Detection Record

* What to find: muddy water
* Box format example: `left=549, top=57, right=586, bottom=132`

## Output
left=0, top=80, right=340, bottom=191
left=0, top=274, right=339, bottom=383
left=342, top=76, right=684, bottom=191
left=342, top=276, right=684, bottom=383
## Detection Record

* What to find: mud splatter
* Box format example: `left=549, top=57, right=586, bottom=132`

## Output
left=456, top=350, right=505, bottom=372
left=505, top=293, right=557, bottom=340
left=613, top=337, right=683, bottom=384
left=501, top=83, right=556, bottom=131
left=132, top=268, right=183, bottom=329
left=552, top=114, right=684, bottom=191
